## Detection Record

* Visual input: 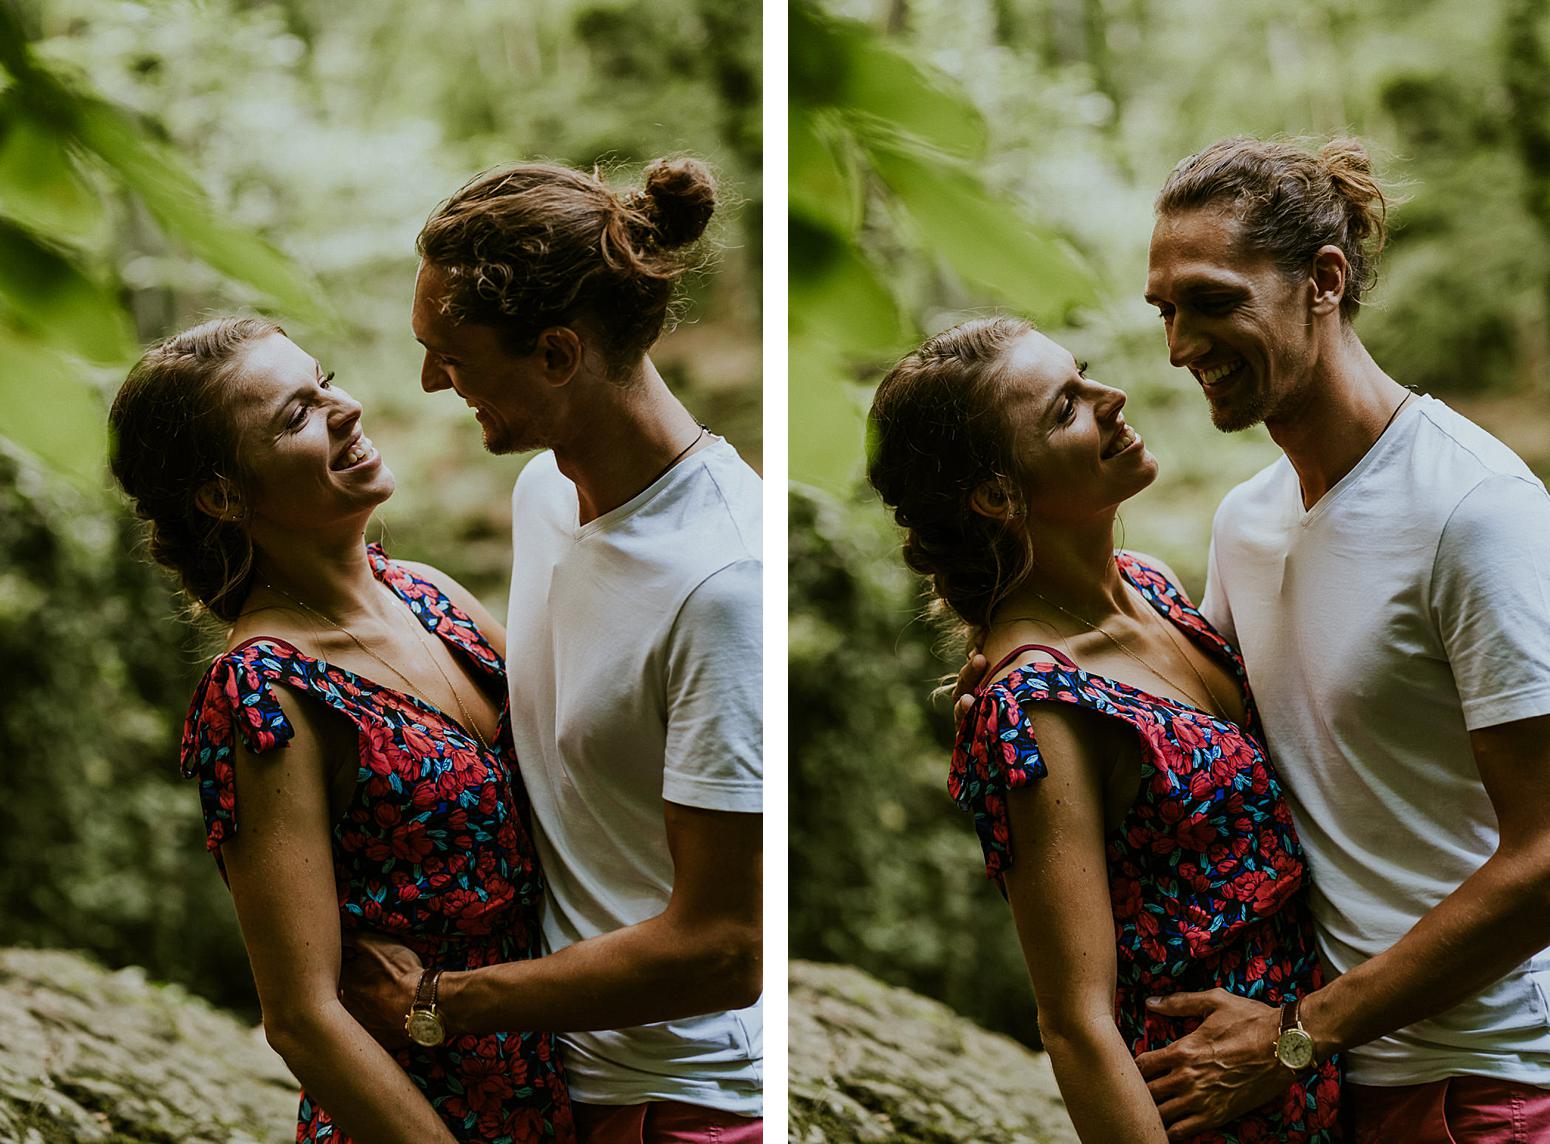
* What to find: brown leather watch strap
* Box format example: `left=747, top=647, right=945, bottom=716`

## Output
left=1280, top=996, right=1301, bottom=1035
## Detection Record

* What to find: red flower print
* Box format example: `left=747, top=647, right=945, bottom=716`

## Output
left=1175, top=813, right=1218, bottom=851
left=390, top=821, right=435, bottom=864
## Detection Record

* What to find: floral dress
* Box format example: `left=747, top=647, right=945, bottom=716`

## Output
left=180, top=545, right=575, bottom=1144
left=951, top=553, right=1341, bottom=1143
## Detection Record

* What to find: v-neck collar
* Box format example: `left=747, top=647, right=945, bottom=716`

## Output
left=1296, top=394, right=1425, bottom=526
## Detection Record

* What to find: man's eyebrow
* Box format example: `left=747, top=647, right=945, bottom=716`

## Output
left=415, top=335, right=460, bottom=358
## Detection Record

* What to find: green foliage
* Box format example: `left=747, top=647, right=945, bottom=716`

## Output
left=789, top=486, right=1040, bottom=1045
left=0, top=0, right=330, bottom=484
left=0, top=444, right=252, bottom=1014
left=789, top=0, right=1101, bottom=494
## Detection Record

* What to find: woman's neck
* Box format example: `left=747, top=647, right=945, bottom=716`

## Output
left=996, top=511, right=1129, bottom=623
left=246, top=523, right=385, bottom=623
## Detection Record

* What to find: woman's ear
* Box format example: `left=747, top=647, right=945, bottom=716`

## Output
left=969, top=478, right=1021, bottom=522
left=195, top=478, right=244, bottom=522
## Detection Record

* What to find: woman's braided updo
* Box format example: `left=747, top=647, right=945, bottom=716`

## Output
left=1156, top=136, right=1390, bottom=321
left=867, top=316, right=1038, bottom=654
left=109, top=317, right=281, bottom=623
left=416, top=156, right=716, bottom=377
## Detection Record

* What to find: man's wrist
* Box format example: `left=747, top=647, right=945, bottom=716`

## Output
left=432, top=969, right=466, bottom=1038
left=1295, top=988, right=1343, bottom=1063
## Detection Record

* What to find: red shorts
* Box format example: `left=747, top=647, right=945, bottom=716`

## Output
left=1346, top=1075, right=1550, bottom=1143
left=572, top=1099, right=762, bottom=1144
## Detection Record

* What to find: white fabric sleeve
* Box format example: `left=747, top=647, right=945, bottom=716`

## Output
left=662, top=557, right=763, bottom=812
left=1430, top=474, right=1550, bottom=731
left=1200, top=512, right=1238, bottom=647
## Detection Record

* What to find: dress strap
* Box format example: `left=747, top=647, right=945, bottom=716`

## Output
left=986, top=642, right=1079, bottom=679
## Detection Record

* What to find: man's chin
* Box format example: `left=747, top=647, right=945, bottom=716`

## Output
left=1206, top=393, right=1267, bottom=433
left=475, top=417, right=523, bottom=455
left=481, top=428, right=543, bottom=456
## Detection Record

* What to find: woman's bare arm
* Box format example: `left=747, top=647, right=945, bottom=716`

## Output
left=1002, top=703, right=1167, bottom=1144
left=219, top=686, right=457, bottom=1144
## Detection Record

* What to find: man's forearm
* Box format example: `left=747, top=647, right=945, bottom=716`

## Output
left=439, top=911, right=762, bottom=1036
left=1304, top=844, right=1550, bottom=1056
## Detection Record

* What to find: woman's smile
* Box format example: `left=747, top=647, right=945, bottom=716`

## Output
left=333, top=432, right=379, bottom=472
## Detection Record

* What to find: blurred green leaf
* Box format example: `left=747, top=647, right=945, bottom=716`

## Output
left=790, top=213, right=909, bottom=356
left=0, top=101, right=105, bottom=241
left=791, top=107, right=862, bottom=235
left=789, top=338, right=871, bottom=494
left=791, top=1, right=987, bottom=157
left=0, top=220, right=135, bottom=363
left=72, top=98, right=332, bottom=323
left=867, top=140, right=1101, bottom=316
left=0, top=324, right=107, bottom=484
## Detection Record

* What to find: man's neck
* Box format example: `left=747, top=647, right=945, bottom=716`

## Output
left=551, top=357, right=707, bottom=526
left=1265, top=330, right=1409, bottom=510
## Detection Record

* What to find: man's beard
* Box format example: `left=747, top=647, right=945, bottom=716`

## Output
left=1206, top=376, right=1274, bottom=433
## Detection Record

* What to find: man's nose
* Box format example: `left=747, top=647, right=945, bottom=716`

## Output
left=421, top=355, right=451, bottom=393
left=1166, top=317, right=1207, bottom=370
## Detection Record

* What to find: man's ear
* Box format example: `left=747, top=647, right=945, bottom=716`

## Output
left=1309, top=245, right=1348, bottom=317
left=536, top=326, right=584, bottom=386
left=969, top=478, right=1021, bottom=522
left=195, top=478, right=244, bottom=522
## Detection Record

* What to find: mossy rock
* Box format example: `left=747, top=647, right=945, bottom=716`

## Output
left=0, top=948, right=296, bottom=1142
left=790, top=960, right=1077, bottom=1144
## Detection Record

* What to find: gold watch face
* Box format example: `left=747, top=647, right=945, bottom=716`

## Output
left=1276, top=1027, right=1315, bottom=1070
left=406, top=1008, right=445, bottom=1047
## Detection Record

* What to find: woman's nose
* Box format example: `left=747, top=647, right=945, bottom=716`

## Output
left=327, top=388, right=364, bottom=428
left=1095, top=383, right=1127, bottom=420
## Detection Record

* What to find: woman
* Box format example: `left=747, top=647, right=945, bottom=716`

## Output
left=110, top=315, right=571, bottom=1143
left=867, top=317, right=1342, bottom=1143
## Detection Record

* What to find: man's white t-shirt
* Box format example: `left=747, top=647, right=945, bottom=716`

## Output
left=506, top=439, right=762, bottom=1113
left=1202, top=395, right=1550, bottom=1086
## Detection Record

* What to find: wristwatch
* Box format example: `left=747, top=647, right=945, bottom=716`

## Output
left=404, top=968, right=446, bottom=1048
left=1273, top=997, right=1316, bottom=1071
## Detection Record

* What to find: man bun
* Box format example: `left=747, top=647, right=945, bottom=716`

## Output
left=1319, top=137, right=1388, bottom=258
left=638, top=157, right=717, bottom=249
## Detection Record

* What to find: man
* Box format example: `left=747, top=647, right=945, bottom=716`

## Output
left=1133, top=137, right=1550, bottom=1139
left=343, top=159, right=763, bottom=1142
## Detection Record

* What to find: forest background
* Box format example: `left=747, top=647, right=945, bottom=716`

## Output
left=789, top=0, right=1550, bottom=1048
left=0, top=0, right=761, bottom=1019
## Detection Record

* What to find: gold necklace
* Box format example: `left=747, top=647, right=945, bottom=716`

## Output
left=996, top=586, right=1231, bottom=719
left=1138, top=598, right=1237, bottom=720
left=264, top=582, right=493, bottom=754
